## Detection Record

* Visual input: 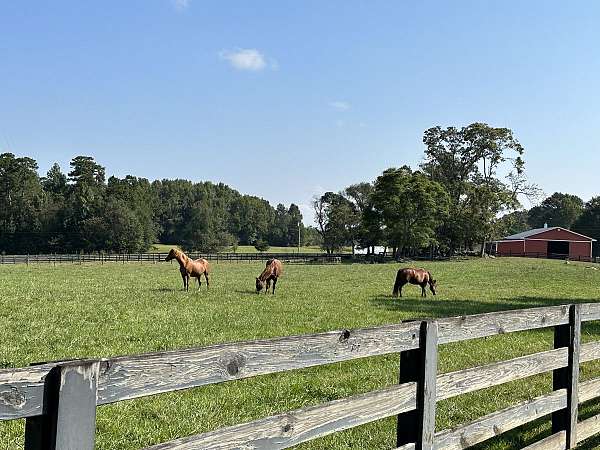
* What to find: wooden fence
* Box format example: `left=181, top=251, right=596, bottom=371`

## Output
left=3, top=303, right=600, bottom=449
left=0, top=252, right=350, bottom=265
left=493, top=251, right=597, bottom=263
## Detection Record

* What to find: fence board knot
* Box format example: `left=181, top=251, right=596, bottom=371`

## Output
left=0, top=387, right=26, bottom=408
left=225, top=354, right=247, bottom=376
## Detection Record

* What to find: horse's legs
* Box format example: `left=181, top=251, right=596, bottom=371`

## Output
left=272, top=277, right=277, bottom=294
left=204, top=272, right=209, bottom=289
left=265, top=279, right=271, bottom=294
left=421, top=284, right=426, bottom=297
left=398, top=282, right=405, bottom=297
left=197, top=276, right=202, bottom=290
left=181, top=274, right=186, bottom=291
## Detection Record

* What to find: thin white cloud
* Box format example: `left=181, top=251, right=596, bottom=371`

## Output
left=329, top=100, right=351, bottom=111
left=335, top=119, right=345, bottom=128
left=172, top=0, right=190, bottom=11
left=219, top=49, right=277, bottom=71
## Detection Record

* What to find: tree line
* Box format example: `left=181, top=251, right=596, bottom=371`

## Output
left=312, top=122, right=600, bottom=257
left=4, top=122, right=600, bottom=257
left=0, top=153, right=314, bottom=254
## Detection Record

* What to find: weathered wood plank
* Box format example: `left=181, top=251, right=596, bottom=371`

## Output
left=99, top=306, right=571, bottom=405
left=54, top=361, right=99, bottom=450
left=436, top=305, right=569, bottom=345
left=0, top=364, right=55, bottom=421
left=434, top=390, right=566, bottom=450
left=0, top=322, right=422, bottom=420
left=394, top=391, right=567, bottom=450
left=97, top=321, right=422, bottom=405
left=580, top=340, right=600, bottom=363
left=552, top=304, right=580, bottom=448
left=437, top=348, right=568, bottom=401
left=421, top=322, right=438, bottom=450
left=144, top=382, right=418, bottom=450
left=578, top=377, right=600, bottom=404
left=24, top=361, right=100, bottom=450
left=577, top=413, right=600, bottom=443
left=397, top=321, right=438, bottom=450
left=579, top=303, right=600, bottom=323
left=521, top=431, right=566, bottom=450
left=148, top=349, right=567, bottom=450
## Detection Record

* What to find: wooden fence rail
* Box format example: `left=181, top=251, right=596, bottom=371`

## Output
left=0, top=252, right=353, bottom=265
left=2, top=303, right=600, bottom=449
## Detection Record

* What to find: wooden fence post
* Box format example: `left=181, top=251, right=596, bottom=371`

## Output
left=24, top=360, right=99, bottom=450
left=552, top=304, right=581, bottom=448
left=397, top=320, right=438, bottom=450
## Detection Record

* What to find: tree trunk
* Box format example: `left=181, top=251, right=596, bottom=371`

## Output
left=480, top=238, right=486, bottom=257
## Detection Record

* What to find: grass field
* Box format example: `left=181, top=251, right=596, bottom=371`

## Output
left=2, top=258, right=600, bottom=449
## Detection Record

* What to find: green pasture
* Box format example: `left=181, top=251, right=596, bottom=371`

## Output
left=1, top=258, right=600, bottom=449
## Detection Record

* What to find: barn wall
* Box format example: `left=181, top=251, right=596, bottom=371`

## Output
left=496, top=241, right=524, bottom=256
left=524, top=240, right=547, bottom=256
left=570, top=241, right=593, bottom=260
left=531, top=228, right=593, bottom=242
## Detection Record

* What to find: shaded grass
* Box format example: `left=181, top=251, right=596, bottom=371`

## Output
left=1, top=258, right=600, bottom=449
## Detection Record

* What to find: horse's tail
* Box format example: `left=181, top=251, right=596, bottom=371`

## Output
left=392, top=271, right=402, bottom=297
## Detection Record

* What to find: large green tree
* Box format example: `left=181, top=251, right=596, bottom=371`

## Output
left=371, top=166, right=449, bottom=257
left=528, top=192, right=584, bottom=229
left=422, top=123, right=537, bottom=254
left=313, top=192, right=357, bottom=253
left=0, top=153, right=44, bottom=253
left=494, top=210, right=530, bottom=239
left=343, top=182, right=381, bottom=254
left=572, top=197, right=600, bottom=256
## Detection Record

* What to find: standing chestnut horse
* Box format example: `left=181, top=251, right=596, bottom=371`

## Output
left=392, top=268, right=436, bottom=298
left=256, top=259, right=283, bottom=294
left=165, top=248, right=210, bottom=291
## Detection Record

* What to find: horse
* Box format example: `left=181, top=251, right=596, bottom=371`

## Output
left=165, top=248, right=210, bottom=291
left=256, top=259, right=283, bottom=294
left=392, top=268, right=436, bottom=298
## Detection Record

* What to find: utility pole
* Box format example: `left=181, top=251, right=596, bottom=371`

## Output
left=298, top=221, right=301, bottom=254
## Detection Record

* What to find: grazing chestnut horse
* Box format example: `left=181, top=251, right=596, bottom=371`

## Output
left=165, top=248, right=210, bottom=291
left=256, top=259, right=283, bottom=294
left=392, top=268, right=436, bottom=298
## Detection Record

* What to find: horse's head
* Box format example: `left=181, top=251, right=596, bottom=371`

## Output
left=165, top=248, right=178, bottom=262
left=256, top=277, right=265, bottom=293
left=429, top=278, right=437, bottom=296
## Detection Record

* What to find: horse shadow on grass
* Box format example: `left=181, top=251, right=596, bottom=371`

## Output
left=150, top=287, right=176, bottom=293
left=234, top=289, right=260, bottom=296
left=370, top=295, right=600, bottom=321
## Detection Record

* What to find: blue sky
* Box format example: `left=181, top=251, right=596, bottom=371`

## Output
left=2, top=1, right=600, bottom=224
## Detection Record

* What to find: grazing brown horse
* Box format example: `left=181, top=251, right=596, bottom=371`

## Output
left=392, top=268, right=436, bottom=298
left=165, top=248, right=210, bottom=291
left=256, top=259, right=283, bottom=294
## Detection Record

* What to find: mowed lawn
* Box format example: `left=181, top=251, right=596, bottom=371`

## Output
left=2, top=258, right=600, bottom=449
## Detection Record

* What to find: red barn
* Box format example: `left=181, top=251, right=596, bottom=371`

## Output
left=495, top=227, right=595, bottom=261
